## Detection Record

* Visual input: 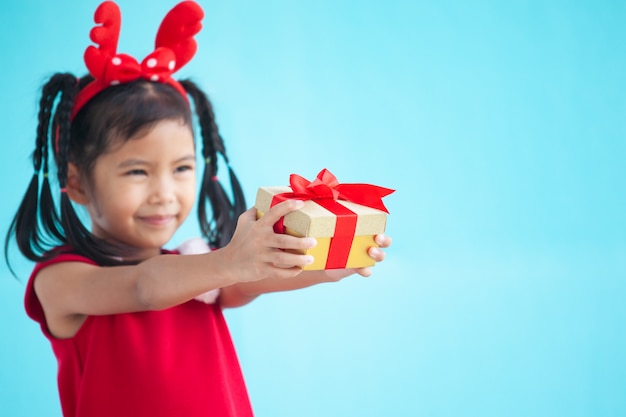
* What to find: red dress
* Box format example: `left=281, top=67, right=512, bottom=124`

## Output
left=25, top=251, right=253, bottom=417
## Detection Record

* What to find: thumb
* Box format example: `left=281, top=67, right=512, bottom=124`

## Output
left=237, top=207, right=258, bottom=224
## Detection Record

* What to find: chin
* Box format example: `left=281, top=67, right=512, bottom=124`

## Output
left=127, top=235, right=176, bottom=252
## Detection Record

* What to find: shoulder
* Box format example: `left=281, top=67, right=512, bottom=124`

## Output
left=29, top=249, right=99, bottom=306
left=31, top=248, right=97, bottom=275
left=27, top=247, right=96, bottom=300
left=25, top=248, right=98, bottom=337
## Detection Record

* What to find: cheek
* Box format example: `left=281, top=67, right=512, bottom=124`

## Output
left=182, top=181, right=197, bottom=206
left=181, top=175, right=196, bottom=196
left=91, top=184, right=143, bottom=218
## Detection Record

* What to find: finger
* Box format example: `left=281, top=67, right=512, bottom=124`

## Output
left=354, top=267, right=373, bottom=277
left=267, top=234, right=317, bottom=252
left=270, top=251, right=315, bottom=269
left=375, top=234, right=392, bottom=248
left=258, top=199, right=304, bottom=226
left=237, top=207, right=258, bottom=224
left=368, top=246, right=385, bottom=262
left=269, top=265, right=306, bottom=280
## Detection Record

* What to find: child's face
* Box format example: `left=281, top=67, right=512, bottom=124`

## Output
left=81, top=119, right=196, bottom=260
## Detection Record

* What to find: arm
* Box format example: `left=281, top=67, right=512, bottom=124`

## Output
left=219, top=234, right=392, bottom=308
left=34, top=200, right=313, bottom=338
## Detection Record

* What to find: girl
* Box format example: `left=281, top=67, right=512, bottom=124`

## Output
left=5, top=2, right=392, bottom=416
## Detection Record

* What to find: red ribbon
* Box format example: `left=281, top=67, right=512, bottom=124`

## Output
left=269, top=169, right=394, bottom=269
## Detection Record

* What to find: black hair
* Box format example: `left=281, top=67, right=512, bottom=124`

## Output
left=180, top=80, right=246, bottom=247
left=5, top=74, right=245, bottom=272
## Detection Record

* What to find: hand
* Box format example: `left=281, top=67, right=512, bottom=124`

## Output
left=220, top=233, right=393, bottom=306
left=219, top=200, right=318, bottom=283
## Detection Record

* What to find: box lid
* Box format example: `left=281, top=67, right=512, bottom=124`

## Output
left=255, top=186, right=388, bottom=238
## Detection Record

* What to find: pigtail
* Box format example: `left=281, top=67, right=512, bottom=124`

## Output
left=179, top=79, right=246, bottom=248
left=211, top=120, right=247, bottom=217
left=6, top=175, right=40, bottom=262
left=54, top=77, right=94, bottom=256
left=42, top=76, right=79, bottom=243
left=54, top=77, right=124, bottom=266
left=5, top=73, right=77, bottom=268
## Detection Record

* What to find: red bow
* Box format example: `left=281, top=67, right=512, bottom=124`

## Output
left=98, top=48, right=178, bottom=86
left=71, top=1, right=204, bottom=119
left=279, top=169, right=394, bottom=213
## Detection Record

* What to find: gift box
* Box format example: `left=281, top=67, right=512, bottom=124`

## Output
left=254, top=169, right=394, bottom=271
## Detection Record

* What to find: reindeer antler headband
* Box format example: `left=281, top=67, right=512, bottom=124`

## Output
left=71, top=1, right=204, bottom=119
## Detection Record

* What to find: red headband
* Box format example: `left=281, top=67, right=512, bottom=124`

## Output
left=71, top=1, right=204, bottom=120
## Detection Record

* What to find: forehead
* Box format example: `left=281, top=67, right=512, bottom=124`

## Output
left=94, top=121, right=195, bottom=173
left=99, top=119, right=195, bottom=164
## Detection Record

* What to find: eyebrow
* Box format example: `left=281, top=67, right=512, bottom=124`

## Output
left=117, top=154, right=196, bottom=169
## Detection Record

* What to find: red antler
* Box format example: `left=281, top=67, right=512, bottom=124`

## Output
left=72, top=1, right=204, bottom=120
left=83, top=1, right=121, bottom=79
left=155, top=1, right=204, bottom=73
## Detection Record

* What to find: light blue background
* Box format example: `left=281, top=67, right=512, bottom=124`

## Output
left=1, top=1, right=625, bottom=416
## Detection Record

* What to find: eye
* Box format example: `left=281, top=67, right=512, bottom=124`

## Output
left=175, top=164, right=195, bottom=173
left=125, top=169, right=147, bottom=176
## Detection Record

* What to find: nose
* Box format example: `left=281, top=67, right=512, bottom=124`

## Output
left=148, top=175, right=176, bottom=205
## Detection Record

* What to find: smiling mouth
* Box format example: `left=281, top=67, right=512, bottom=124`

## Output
left=139, top=215, right=176, bottom=226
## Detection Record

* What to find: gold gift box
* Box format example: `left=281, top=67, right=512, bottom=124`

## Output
left=255, top=186, right=389, bottom=270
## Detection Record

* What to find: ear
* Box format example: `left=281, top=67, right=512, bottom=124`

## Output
left=65, top=163, right=89, bottom=205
